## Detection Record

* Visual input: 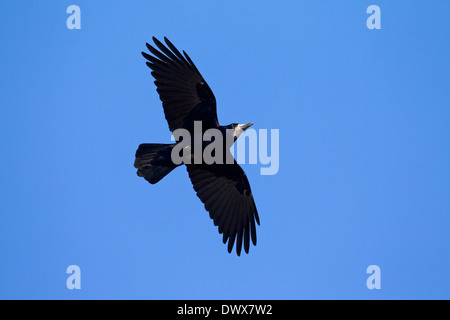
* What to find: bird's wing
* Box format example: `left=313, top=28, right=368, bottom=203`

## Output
left=142, top=37, right=218, bottom=132
left=186, top=163, right=260, bottom=255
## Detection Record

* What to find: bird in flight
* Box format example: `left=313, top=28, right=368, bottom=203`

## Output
left=134, top=37, right=259, bottom=256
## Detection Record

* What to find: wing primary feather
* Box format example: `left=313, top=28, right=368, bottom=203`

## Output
left=244, top=200, right=252, bottom=253
left=251, top=197, right=260, bottom=225
left=146, top=42, right=169, bottom=62
left=251, top=213, right=257, bottom=246
left=183, top=50, right=201, bottom=74
left=225, top=195, right=241, bottom=253
left=153, top=37, right=183, bottom=65
left=244, top=218, right=250, bottom=254
left=141, top=51, right=161, bottom=64
left=164, top=37, right=191, bottom=67
left=220, top=193, right=238, bottom=239
left=236, top=223, right=243, bottom=256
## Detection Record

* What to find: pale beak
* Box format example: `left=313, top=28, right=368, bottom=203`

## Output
left=240, top=123, right=254, bottom=131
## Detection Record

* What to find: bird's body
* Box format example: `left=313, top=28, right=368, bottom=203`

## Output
left=134, top=37, right=259, bottom=255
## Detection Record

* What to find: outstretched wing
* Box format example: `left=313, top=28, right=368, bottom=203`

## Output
left=186, top=163, right=260, bottom=256
left=142, top=37, right=218, bottom=132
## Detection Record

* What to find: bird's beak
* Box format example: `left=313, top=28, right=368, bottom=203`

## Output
left=240, top=123, right=254, bottom=131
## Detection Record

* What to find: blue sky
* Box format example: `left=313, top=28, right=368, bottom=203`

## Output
left=0, top=1, right=449, bottom=299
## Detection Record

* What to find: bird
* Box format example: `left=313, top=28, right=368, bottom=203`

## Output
left=134, top=37, right=259, bottom=256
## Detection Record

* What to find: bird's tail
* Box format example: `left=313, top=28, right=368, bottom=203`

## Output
left=134, top=143, right=178, bottom=184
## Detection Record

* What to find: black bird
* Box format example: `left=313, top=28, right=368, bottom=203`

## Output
left=134, top=37, right=259, bottom=255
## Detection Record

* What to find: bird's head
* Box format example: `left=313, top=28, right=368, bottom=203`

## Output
left=225, top=122, right=254, bottom=141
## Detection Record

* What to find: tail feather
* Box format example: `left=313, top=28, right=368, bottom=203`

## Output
left=134, top=143, right=178, bottom=184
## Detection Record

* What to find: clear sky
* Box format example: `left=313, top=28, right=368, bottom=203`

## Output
left=1, top=1, right=449, bottom=299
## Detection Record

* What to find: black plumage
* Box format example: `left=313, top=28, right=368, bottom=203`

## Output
left=135, top=37, right=259, bottom=255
